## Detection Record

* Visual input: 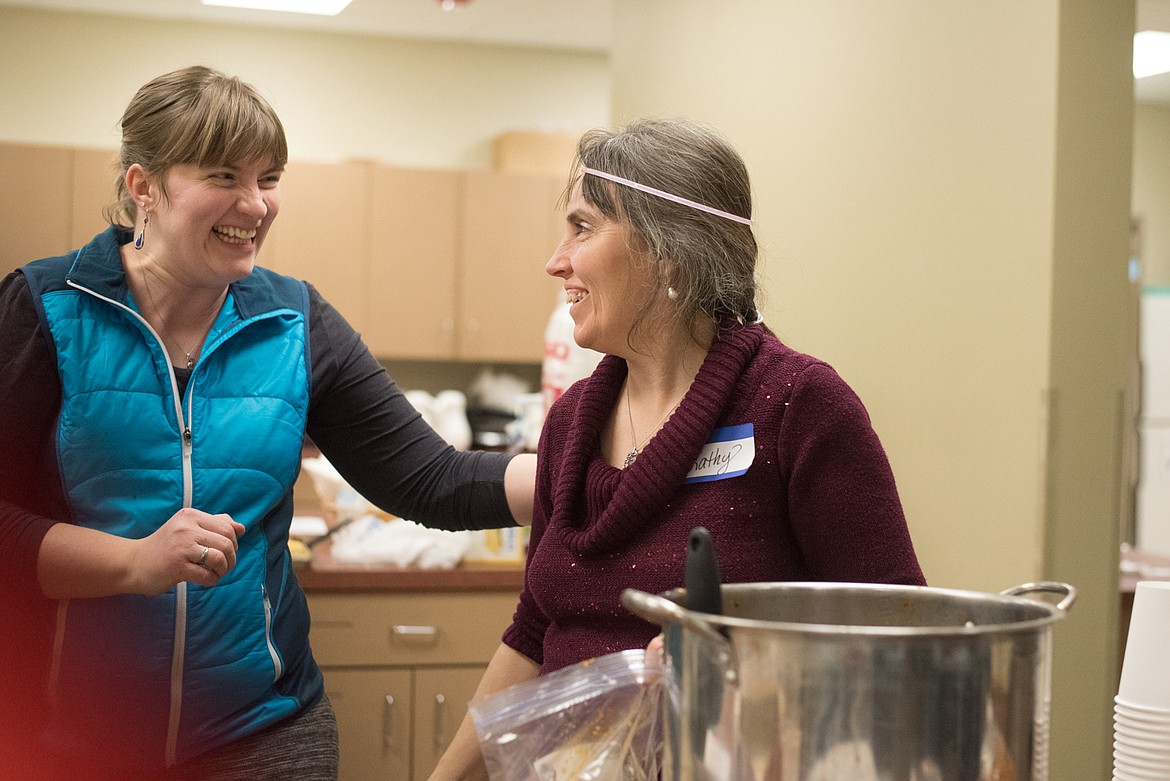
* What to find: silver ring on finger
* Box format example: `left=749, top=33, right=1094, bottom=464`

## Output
left=197, top=545, right=209, bottom=567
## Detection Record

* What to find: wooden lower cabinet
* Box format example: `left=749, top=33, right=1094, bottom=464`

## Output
left=321, top=665, right=485, bottom=780
left=306, top=589, right=519, bottom=781
left=324, top=667, right=413, bottom=780
left=412, top=666, right=492, bottom=777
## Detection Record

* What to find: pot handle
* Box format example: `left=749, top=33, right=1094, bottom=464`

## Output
left=1000, top=581, right=1078, bottom=612
left=621, top=588, right=728, bottom=645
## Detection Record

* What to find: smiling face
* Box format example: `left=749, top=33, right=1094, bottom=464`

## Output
left=137, top=158, right=282, bottom=287
left=546, top=179, right=653, bottom=356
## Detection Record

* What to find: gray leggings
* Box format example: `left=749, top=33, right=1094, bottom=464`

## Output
left=162, top=694, right=339, bottom=781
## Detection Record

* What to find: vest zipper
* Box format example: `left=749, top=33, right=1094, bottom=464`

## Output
left=262, top=586, right=284, bottom=681
left=165, top=350, right=198, bottom=767
left=165, top=580, right=188, bottom=768
left=67, top=281, right=194, bottom=769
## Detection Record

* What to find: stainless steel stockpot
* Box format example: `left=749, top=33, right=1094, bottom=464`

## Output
left=622, top=581, right=1076, bottom=781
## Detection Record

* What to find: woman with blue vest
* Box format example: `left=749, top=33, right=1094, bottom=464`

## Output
left=0, top=66, right=535, bottom=781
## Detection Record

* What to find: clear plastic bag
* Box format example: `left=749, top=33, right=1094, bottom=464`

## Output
left=470, top=649, right=662, bottom=781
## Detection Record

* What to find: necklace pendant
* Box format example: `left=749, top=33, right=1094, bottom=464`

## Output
left=185, top=354, right=195, bottom=370
left=624, top=448, right=638, bottom=468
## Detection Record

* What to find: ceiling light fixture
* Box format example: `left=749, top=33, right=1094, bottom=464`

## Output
left=1134, top=30, right=1170, bottom=79
left=200, top=0, right=354, bottom=15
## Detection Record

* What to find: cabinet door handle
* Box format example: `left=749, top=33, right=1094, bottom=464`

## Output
left=382, top=694, right=395, bottom=750
left=391, top=625, right=439, bottom=643
left=433, top=693, right=447, bottom=750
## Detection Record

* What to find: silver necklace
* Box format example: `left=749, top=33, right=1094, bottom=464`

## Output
left=623, top=382, right=684, bottom=468
left=139, top=265, right=220, bottom=370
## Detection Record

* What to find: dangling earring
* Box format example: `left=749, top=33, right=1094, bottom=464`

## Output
left=667, top=286, right=679, bottom=301
left=134, top=203, right=148, bottom=251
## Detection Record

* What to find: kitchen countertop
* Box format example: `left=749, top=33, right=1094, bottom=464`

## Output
left=298, top=541, right=1159, bottom=594
left=293, top=541, right=525, bottom=592
left=1120, top=544, right=1170, bottom=594
left=1119, top=545, right=1170, bottom=659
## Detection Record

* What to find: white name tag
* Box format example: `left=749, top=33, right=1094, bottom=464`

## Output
left=685, top=424, right=755, bottom=484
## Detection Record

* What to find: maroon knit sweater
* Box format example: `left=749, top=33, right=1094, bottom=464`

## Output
left=501, top=323, right=925, bottom=673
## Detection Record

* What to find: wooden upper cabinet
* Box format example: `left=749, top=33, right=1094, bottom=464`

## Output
left=0, top=143, right=74, bottom=274
left=0, top=144, right=119, bottom=276
left=368, top=168, right=564, bottom=363
left=2, top=143, right=562, bottom=366
left=264, top=160, right=370, bottom=335
left=365, top=166, right=460, bottom=359
left=71, top=148, right=120, bottom=247
left=458, top=171, right=564, bottom=363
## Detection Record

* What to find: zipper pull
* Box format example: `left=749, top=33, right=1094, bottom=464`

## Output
left=183, top=427, right=193, bottom=445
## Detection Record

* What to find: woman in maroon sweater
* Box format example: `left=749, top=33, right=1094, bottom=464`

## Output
left=428, top=118, right=925, bottom=781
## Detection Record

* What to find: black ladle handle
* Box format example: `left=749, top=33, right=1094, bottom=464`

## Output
left=685, top=526, right=723, bottom=616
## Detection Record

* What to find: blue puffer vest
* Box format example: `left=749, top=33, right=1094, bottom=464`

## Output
left=21, top=227, right=323, bottom=771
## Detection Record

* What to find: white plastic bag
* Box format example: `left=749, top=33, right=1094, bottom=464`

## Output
left=541, top=299, right=603, bottom=412
left=471, top=649, right=662, bottom=781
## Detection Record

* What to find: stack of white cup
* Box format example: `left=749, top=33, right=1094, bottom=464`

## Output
left=1115, top=581, right=1170, bottom=780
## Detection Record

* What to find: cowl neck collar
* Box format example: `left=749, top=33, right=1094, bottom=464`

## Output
left=553, top=323, right=766, bottom=555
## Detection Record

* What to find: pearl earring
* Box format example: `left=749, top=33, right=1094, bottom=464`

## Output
left=667, top=286, right=679, bottom=301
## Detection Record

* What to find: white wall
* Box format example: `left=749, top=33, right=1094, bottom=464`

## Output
left=1134, top=103, right=1170, bottom=287
left=1132, top=104, right=1170, bottom=554
left=0, top=7, right=609, bottom=169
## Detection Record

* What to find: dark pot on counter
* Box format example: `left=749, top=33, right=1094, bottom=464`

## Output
left=622, top=581, right=1075, bottom=781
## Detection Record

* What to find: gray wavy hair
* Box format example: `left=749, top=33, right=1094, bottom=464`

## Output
left=571, top=117, right=759, bottom=349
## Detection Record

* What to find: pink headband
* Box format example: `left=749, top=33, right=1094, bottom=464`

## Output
left=583, top=167, right=753, bottom=226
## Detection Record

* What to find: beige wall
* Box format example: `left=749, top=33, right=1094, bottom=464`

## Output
left=1134, top=103, right=1170, bottom=287
left=1046, top=4, right=1136, bottom=779
left=613, top=0, right=1065, bottom=585
left=0, top=7, right=608, bottom=169
left=610, top=0, right=1132, bottom=778
left=615, top=0, right=1060, bottom=592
